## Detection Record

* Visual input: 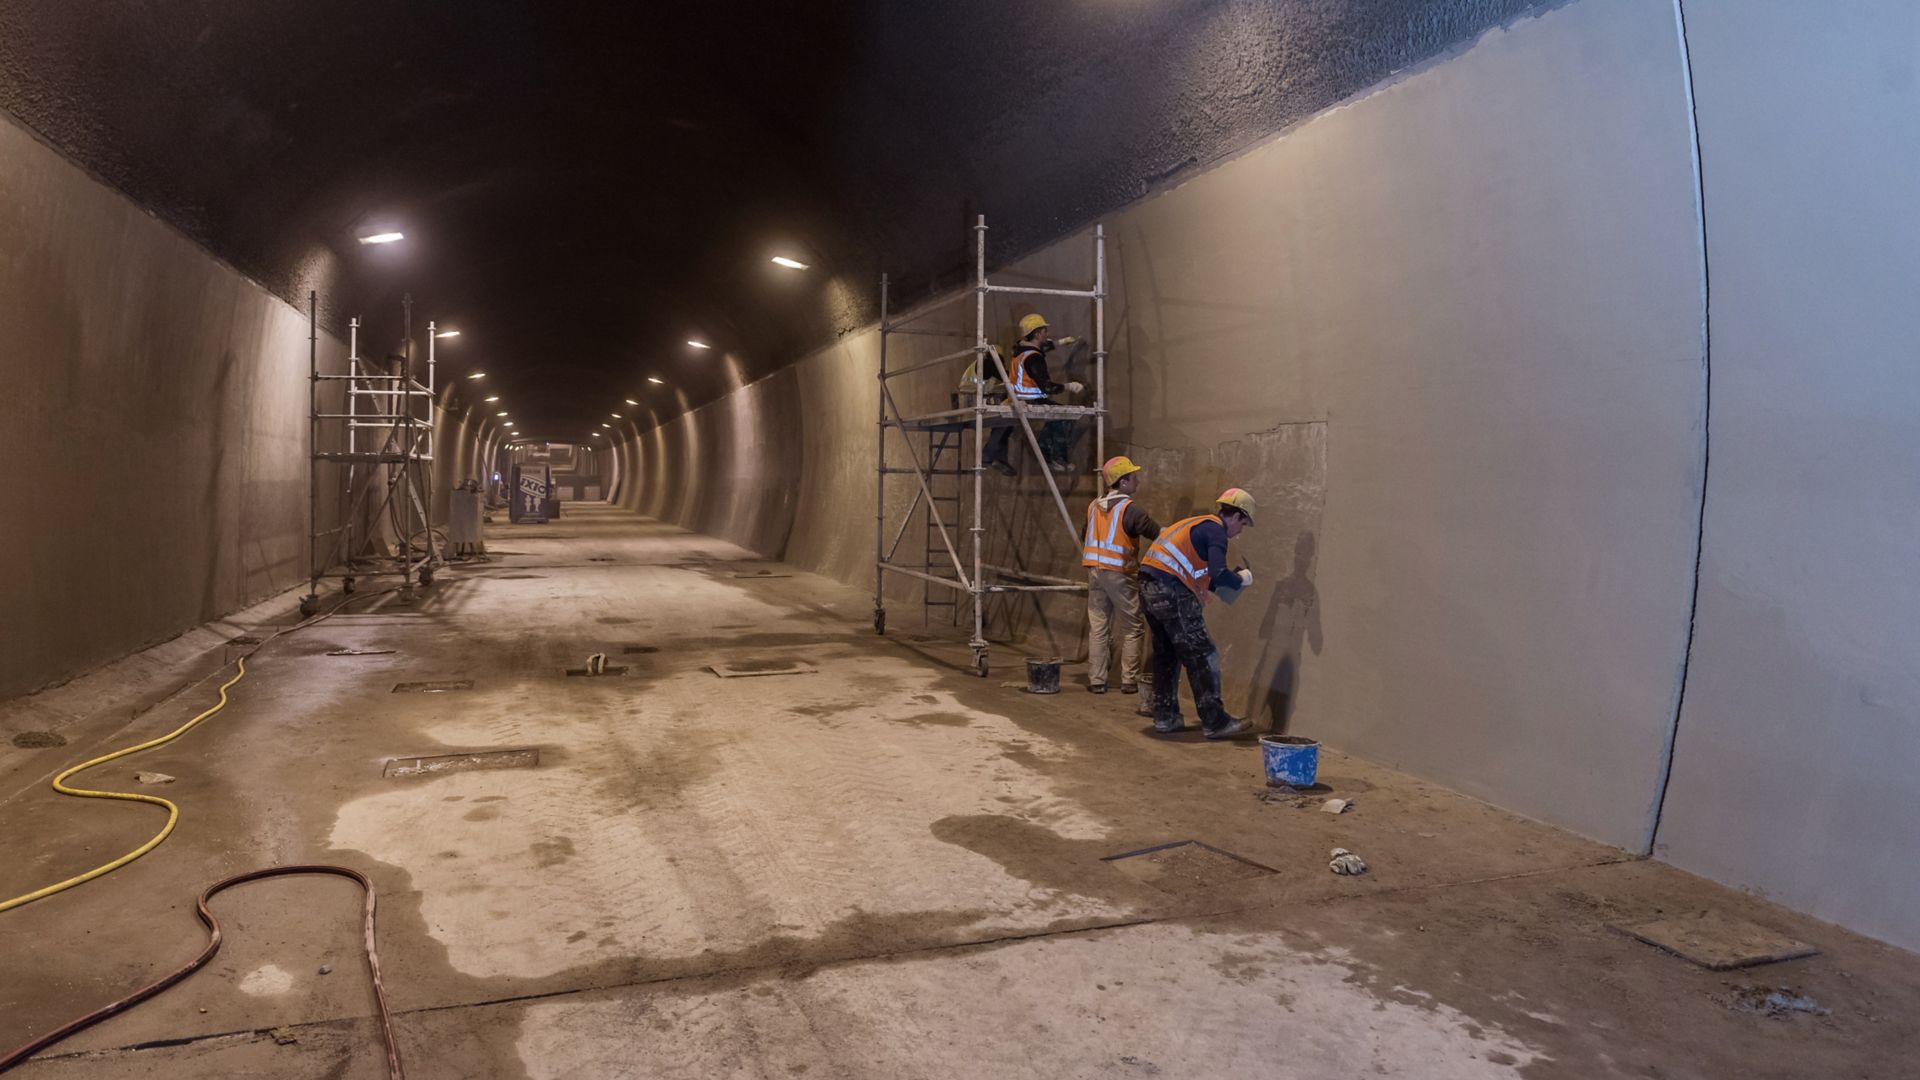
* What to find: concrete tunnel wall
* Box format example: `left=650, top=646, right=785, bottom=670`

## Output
left=611, top=0, right=1920, bottom=952
left=0, top=110, right=345, bottom=699
left=0, top=103, right=502, bottom=699
left=1651, top=0, right=1920, bottom=953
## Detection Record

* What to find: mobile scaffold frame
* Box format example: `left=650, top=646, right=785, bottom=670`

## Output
left=302, top=291, right=443, bottom=614
left=873, top=214, right=1106, bottom=677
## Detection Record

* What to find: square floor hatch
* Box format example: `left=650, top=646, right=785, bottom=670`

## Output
left=1616, top=911, right=1819, bottom=970
left=392, top=680, right=473, bottom=693
left=383, top=748, right=540, bottom=778
left=1103, top=841, right=1278, bottom=893
left=708, top=659, right=816, bottom=678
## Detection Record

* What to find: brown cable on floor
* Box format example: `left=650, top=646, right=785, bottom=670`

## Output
left=0, top=865, right=405, bottom=1078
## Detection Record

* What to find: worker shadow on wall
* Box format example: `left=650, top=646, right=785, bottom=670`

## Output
left=1249, top=530, right=1321, bottom=733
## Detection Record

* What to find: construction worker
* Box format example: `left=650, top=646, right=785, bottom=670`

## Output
left=1083, top=456, right=1161, bottom=694
left=1138, top=488, right=1257, bottom=739
left=982, top=313, right=1082, bottom=476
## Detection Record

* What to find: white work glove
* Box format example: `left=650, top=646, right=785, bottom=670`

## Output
left=1065, top=380, right=1085, bottom=394
left=1236, top=568, right=1254, bottom=587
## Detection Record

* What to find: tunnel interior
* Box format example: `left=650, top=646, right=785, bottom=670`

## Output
left=3, top=2, right=1918, bottom=1076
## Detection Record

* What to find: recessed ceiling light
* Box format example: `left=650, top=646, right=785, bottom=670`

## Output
left=687, top=340, right=711, bottom=350
left=357, top=231, right=404, bottom=245
left=647, top=377, right=665, bottom=385
left=601, top=422, right=612, bottom=428
left=625, top=398, right=639, bottom=406
left=610, top=412, right=622, bottom=419
left=434, top=330, right=460, bottom=339
left=484, top=396, right=500, bottom=403
left=467, top=372, right=486, bottom=380
left=771, top=256, right=808, bottom=270
left=510, top=430, right=520, bottom=436
left=496, top=411, right=509, bottom=417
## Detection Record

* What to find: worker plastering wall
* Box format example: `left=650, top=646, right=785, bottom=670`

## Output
left=614, top=0, right=1920, bottom=952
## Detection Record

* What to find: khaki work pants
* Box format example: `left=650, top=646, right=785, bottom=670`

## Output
left=1087, top=568, right=1145, bottom=688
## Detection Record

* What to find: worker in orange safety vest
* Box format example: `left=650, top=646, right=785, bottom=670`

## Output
left=982, top=313, right=1083, bottom=476
left=1137, top=488, right=1257, bottom=739
left=1082, top=456, right=1162, bottom=695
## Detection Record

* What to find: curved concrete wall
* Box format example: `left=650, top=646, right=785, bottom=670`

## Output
left=611, top=0, right=1920, bottom=951
left=0, top=106, right=500, bottom=698
left=0, top=113, right=345, bottom=698
left=1652, top=0, right=1920, bottom=951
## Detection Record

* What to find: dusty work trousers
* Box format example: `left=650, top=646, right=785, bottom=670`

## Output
left=983, top=400, right=1075, bottom=466
left=1141, top=573, right=1230, bottom=733
left=1086, top=568, right=1144, bottom=688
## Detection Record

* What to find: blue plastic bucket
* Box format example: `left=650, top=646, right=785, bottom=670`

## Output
left=1260, top=735, right=1319, bottom=788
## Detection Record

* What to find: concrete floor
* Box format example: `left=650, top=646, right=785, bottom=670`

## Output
left=1, top=505, right=1914, bottom=1079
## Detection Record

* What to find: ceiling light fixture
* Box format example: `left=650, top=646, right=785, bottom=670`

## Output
left=647, top=377, right=665, bottom=385
left=435, top=330, right=461, bottom=339
left=357, top=231, right=404, bottom=245
left=467, top=372, right=486, bottom=380
left=497, top=411, right=509, bottom=417
left=601, top=422, right=612, bottom=428
left=484, top=396, right=500, bottom=403
left=687, top=340, right=711, bottom=350
left=610, top=412, right=622, bottom=419
left=770, top=256, right=808, bottom=270
left=625, top=398, right=639, bottom=406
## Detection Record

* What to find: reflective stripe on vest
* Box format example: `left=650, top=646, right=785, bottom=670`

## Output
left=1082, top=495, right=1136, bottom=570
left=1140, top=515, right=1221, bottom=593
left=1007, top=347, right=1049, bottom=400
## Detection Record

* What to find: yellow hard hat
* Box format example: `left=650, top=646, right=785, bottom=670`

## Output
left=1017, top=313, right=1049, bottom=338
left=1103, top=456, right=1143, bottom=486
left=1217, top=487, right=1256, bottom=524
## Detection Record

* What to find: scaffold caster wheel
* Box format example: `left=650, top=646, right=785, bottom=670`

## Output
left=342, top=576, right=356, bottom=594
left=299, top=594, right=319, bottom=619
left=973, top=651, right=989, bottom=678
left=873, top=608, right=886, bottom=635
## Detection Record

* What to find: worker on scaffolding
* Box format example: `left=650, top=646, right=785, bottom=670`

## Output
left=982, top=313, right=1081, bottom=476
left=1138, top=488, right=1258, bottom=740
left=1083, top=456, right=1161, bottom=695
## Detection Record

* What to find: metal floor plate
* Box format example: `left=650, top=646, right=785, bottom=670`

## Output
left=1103, top=841, right=1278, bottom=893
left=392, top=680, right=473, bottom=693
left=708, top=659, right=817, bottom=678
left=1616, top=910, right=1819, bottom=970
left=383, top=748, right=540, bottom=778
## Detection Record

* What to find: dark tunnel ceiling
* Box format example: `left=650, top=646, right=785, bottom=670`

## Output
left=1, top=0, right=1548, bottom=437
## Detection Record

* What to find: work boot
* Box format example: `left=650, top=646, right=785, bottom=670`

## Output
left=1119, top=683, right=1139, bottom=695
left=1088, top=682, right=1107, bottom=694
left=988, top=459, right=1017, bottom=477
left=1203, top=716, right=1253, bottom=741
left=1047, top=458, right=1076, bottom=475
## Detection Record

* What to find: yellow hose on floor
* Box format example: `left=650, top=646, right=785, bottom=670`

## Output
left=0, top=658, right=249, bottom=914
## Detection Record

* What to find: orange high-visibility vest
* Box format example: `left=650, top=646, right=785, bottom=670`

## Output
left=1082, top=495, right=1138, bottom=572
left=1140, top=514, right=1222, bottom=593
left=1006, top=346, right=1049, bottom=400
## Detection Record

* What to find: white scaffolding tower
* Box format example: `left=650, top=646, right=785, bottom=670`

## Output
left=303, top=292, right=443, bottom=614
left=873, top=214, right=1106, bottom=677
